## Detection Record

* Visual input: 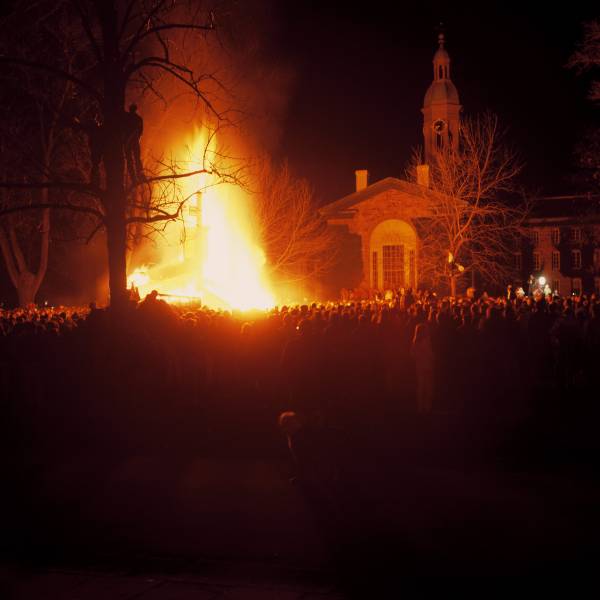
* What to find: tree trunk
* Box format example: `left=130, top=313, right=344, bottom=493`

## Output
left=105, top=204, right=128, bottom=308
left=16, top=272, right=38, bottom=306
left=450, top=275, right=457, bottom=297
left=98, top=1, right=128, bottom=309
left=0, top=209, right=49, bottom=307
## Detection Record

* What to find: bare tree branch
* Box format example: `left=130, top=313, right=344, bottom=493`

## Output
left=408, top=112, right=526, bottom=295
left=0, top=56, right=102, bottom=101
left=0, top=202, right=104, bottom=221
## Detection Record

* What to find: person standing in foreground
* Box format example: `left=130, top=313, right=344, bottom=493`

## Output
left=411, top=322, right=435, bottom=413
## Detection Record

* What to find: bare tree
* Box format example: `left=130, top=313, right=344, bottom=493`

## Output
left=0, top=9, right=79, bottom=306
left=251, top=158, right=336, bottom=288
left=0, top=191, right=50, bottom=307
left=408, top=112, right=525, bottom=296
left=0, top=0, right=239, bottom=308
left=568, top=19, right=600, bottom=102
left=568, top=20, right=600, bottom=187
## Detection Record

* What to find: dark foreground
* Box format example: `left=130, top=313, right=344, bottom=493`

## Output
left=3, top=297, right=600, bottom=592
left=4, top=409, right=600, bottom=594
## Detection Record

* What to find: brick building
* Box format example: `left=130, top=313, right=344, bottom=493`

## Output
left=320, top=34, right=457, bottom=296
left=321, top=34, right=600, bottom=298
left=522, top=195, right=600, bottom=296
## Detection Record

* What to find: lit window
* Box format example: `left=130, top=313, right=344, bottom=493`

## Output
left=531, top=230, right=539, bottom=246
left=571, top=228, right=582, bottom=243
left=382, top=245, right=405, bottom=289
left=372, top=251, right=378, bottom=289
left=572, top=278, right=582, bottom=296
left=552, top=251, right=560, bottom=271
left=572, top=249, right=582, bottom=270
left=551, top=228, right=560, bottom=246
left=553, top=280, right=560, bottom=295
left=533, top=252, right=541, bottom=271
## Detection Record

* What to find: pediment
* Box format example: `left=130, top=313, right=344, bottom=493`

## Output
left=321, top=177, right=435, bottom=220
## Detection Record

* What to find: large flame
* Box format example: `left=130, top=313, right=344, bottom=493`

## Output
left=128, top=127, right=274, bottom=310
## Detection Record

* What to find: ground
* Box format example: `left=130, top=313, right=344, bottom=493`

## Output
left=3, top=410, right=600, bottom=595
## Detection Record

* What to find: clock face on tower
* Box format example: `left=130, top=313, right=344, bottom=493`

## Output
left=433, top=119, right=446, bottom=134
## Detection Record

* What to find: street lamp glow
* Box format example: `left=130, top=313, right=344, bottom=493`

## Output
left=538, top=276, right=546, bottom=286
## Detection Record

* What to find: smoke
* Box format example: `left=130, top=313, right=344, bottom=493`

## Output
left=133, top=1, right=295, bottom=164
left=124, top=1, right=297, bottom=279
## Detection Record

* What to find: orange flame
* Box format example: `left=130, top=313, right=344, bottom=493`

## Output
left=128, top=127, right=274, bottom=310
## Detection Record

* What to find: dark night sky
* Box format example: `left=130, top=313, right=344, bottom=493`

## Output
left=267, top=2, right=600, bottom=204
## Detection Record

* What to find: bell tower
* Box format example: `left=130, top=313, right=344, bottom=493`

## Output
left=422, top=33, right=461, bottom=163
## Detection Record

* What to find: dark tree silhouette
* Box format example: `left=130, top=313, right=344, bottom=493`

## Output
left=0, top=1, right=237, bottom=308
left=568, top=20, right=600, bottom=188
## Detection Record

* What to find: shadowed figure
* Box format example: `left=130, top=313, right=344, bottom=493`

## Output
left=411, top=322, right=434, bottom=413
left=123, top=103, right=144, bottom=182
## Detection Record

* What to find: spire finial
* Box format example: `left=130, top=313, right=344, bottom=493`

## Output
left=435, top=22, right=445, bottom=48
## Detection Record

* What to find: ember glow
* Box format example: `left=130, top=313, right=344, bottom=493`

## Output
left=128, top=128, right=275, bottom=310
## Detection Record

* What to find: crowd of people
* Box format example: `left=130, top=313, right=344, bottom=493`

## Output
left=2, top=289, right=599, bottom=467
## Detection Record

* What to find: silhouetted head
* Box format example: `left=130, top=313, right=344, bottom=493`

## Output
left=296, top=318, right=312, bottom=336
left=412, top=322, right=430, bottom=345
left=278, top=411, right=302, bottom=436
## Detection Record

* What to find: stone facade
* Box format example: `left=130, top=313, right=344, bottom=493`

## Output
left=322, top=178, right=434, bottom=294
left=321, top=34, right=600, bottom=298
left=320, top=33, right=457, bottom=296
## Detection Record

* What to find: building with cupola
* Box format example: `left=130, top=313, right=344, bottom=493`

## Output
left=320, top=33, right=459, bottom=297
left=422, top=33, right=461, bottom=162
left=321, top=33, right=600, bottom=298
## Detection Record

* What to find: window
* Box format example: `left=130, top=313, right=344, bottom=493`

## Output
left=594, top=248, right=600, bottom=270
left=409, top=249, right=416, bottom=289
left=372, top=251, right=378, bottom=289
left=514, top=252, right=522, bottom=271
left=531, top=230, right=539, bottom=246
left=382, top=245, right=404, bottom=289
left=551, top=228, right=560, bottom=246
left=435, top=131, right=443, bottom=150
left=551, top=251, right=560, bottom=271
left=553, top=280, right=560, bottom=295
left=571, top=228, right=582, bottom=243
left=572, top=249, right=582, bottom=270
left=572, top=278, right=582, bottom=296
left=533, top=252, right=541, bottom=271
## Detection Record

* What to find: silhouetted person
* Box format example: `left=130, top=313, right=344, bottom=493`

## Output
left=527, top=274, right=535, bottom=296
left=124, top=103, right=144, bottom=182
left=411, top=322, right=434, bottom=413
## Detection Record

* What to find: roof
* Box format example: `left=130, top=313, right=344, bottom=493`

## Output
left=527, top=194, right=600, bottom=223
left=320, top=177, right=431, bottom=218
left=424, top=79, right=460, bottom=106
left=433, top=47, right=450, bottom=64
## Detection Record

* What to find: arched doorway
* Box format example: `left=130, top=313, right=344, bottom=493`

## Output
left=370, top=219, right=417, bottom=290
